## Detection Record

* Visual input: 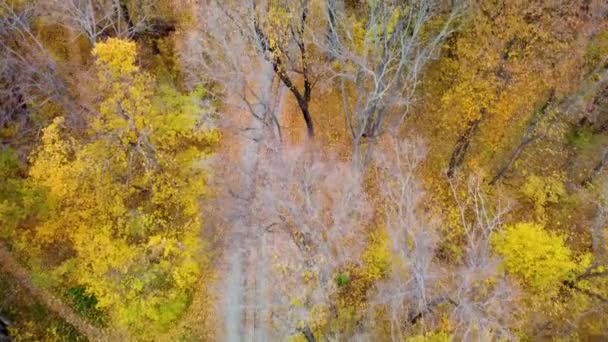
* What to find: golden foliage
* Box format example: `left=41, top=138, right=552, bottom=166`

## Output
left=28, top=38, right=218, bottom=334
left=492, top=222, right=577, bottom=293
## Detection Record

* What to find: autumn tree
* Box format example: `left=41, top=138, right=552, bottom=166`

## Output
left=553, top=187, right=608, bottom=338
left=493, top=222, right=577, bottom=294
left=251, top=0, right=317, bottom=137
left=28, top=38, right=218, bottom=335
left=3, top=1, right=608, bottom=340
left=186, top=0, right=320, bottom=139
left=0, top=147, right=45, bottom=240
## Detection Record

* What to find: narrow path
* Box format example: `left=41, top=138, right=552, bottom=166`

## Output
left=0, top=244, right=111, bottom=341
left=216, top=75, right=290, bottom=340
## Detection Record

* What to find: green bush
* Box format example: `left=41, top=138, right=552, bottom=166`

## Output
left=67, top=287, right=105, bottom=326
left=335, top=272, right=351, bottom=287
left=567, top=126, right=594, bottom=149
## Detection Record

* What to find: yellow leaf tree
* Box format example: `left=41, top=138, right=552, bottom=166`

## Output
left=29, top=38, right=218, bottom=334
left=492, top=222, right=577, bottom=293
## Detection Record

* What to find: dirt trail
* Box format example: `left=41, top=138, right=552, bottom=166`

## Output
left=220, top=104, right=268, bottom=342
left=0, top=244, right=112, bottom=341
left=215, top=67, right=352, bottom=340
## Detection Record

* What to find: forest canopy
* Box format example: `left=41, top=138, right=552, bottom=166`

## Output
left=1, top=0, right=608, bottom=341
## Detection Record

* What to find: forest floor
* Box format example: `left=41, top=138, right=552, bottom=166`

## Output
left=0, top=244, right=110, bottom=341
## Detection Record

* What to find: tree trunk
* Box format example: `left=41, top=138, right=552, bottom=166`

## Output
left=298, top=324, right=316, bottom=342
left=326, top=0, right=339, bottom=60
left=489, top=89, right=555, bottom=185
left=297, top=98, right=315, bottom=138
left=253, top=11, right=315, bottom=138
left=117, top=0, right=134, bottom=33
left=406, top=297, right=457, bottom=326
left=447, top=113, right=483, bottom=178
left=489, top=136, right=538, bottom=186
left=582, top=148, right=608, bottom=186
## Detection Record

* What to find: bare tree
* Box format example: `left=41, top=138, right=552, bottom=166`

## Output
left=251, top=0, right=317, bottom=137
left=42, top=0, right=119, bottom=44
left=0, top=2, right=90, bottom=136
left=316, top=0, right=464, bottom=168
left=183, top=0, right=285, bottom=139
left=185, top=0, right=321, bottom=139
left=41, top=0, right=177, bottom=45
left=252, top=144, right=372, bottom=340
left=368, top=143, right=519, bottom=340
left=370, top=138, right=447, bottom=341
left=448, top=179, right=520, bottom=340
left=209, top=127, right=522, bottom=340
